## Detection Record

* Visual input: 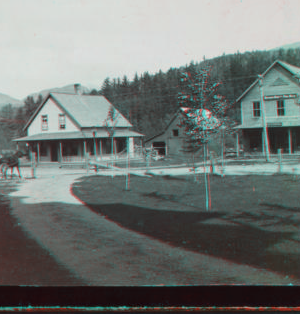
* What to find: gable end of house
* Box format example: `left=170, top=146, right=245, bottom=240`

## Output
left=236, top=60, right=300, bottom=104
left=23, top=93, right=83, bottom=136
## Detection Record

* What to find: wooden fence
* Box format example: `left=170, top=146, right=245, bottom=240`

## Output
left=235, top=151, right=300, bottom=161
left=61, top=145, right=145, bottom=164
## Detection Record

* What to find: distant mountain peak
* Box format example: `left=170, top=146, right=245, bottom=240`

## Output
left=0, top=93, right=23, bottom=109
left=25, top=84, right=91, bottom=101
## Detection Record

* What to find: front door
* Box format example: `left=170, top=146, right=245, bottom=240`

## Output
left=50, top=142, right=58, bottom=162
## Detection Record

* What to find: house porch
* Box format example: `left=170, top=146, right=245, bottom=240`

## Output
left=240, top=126, right=300, bottom=154
left=24, top=137, right=141, bottom=163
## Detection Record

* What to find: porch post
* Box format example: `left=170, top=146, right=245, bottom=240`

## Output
left=27, top=143, right=32, bottom=163
left=111, top=137, right=114, bottom=160
left=94, top=138, right=97, bottom=157
left=262, top=130, right=265, bottom=156
left=99, top=139, right=102, bottom=159
left=59, top=142, right=63, bottom=162
left=16, top=142, right=19, bottom=151
left=93, top=130, right=97, bottom=158
left=37, top=142, right=40, bottom=163
left=128, top=137, right=134, bottom=158
left=236, top=132, right=239, bottom=158
left=127, top=137, right=131, bottom=158
left=31, top=150, right=36, bottom=179
left=114, top=138, right=117, bottom=158
left=288, top=128, right=292, bottom=155
left=83, top=140, right=87, bottom=159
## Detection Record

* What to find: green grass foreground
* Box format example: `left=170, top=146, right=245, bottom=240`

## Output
left=72, top=173, right=300, bottom=280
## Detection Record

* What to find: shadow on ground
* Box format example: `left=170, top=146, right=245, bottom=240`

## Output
left=0, top=182, right=83, bottom=285
left=84, top=201, right=300, bottom=279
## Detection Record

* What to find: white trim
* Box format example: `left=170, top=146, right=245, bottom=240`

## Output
left=236, top=60, right=300, bottom=103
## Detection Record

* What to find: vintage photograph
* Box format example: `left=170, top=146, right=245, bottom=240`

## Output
left=0, top=0, right=299, bottom=289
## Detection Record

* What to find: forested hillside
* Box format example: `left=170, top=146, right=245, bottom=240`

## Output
left=1, top=46, right=300, bottom=150
left=96, top=47, right=300, bottom=140
left=0, top=95, right=43, bottom=150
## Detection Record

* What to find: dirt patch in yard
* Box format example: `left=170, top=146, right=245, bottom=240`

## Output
left=72, top=174, right=300, bottom=281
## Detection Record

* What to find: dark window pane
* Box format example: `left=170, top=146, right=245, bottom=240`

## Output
left=277, top=100, right=285, bottom=116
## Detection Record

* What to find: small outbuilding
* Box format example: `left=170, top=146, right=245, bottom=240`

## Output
left=144, top=108, right=221, bottom=157
left=144, top=109, right=185, bottom=157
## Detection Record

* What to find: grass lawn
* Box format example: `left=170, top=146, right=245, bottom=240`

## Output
left=72, top=173, right=300, bottom=280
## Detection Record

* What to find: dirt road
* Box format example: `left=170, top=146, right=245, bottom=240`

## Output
left=0, top=182, right=83, bottom=285
left=5, top=167, right=299, bottom=285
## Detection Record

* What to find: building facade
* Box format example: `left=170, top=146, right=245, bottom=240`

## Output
left=145, top=107, right=222, bottom=157
left=14, top=89, right=144, bottom=162
left=144, top=111, right=184, bottom=157
left=236, top=60, right=300, bottom=154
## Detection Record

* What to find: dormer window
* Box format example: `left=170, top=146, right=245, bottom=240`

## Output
left=41, top=115, right=48, bottom=131
left=59, top=113, right=66, bottom=129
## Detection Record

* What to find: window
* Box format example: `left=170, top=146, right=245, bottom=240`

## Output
left=253, top=102, right=261, bottom=117
left=173, top=129, right=179, bottom=137
left=41, top=115, right=48, bottom=131
left=277, top=100, right=285, bottom=116
left=59, top=113, right=66, bottom=129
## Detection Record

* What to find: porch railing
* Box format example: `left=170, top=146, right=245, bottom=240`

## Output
left=61, top=155, right=87, bottom=163
left=61, top=146, right=145, bottom=164
left=227, top=151, right=300, bottom=161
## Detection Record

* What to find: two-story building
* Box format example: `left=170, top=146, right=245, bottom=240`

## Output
left=236, top=60, right=300, bottom=154
left=13, top=86, right=144, bottom=162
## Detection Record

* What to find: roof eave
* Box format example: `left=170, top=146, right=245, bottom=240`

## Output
left=22, top=92, right=51, bottom=132
left=13, top=129, right=145, bottom=142
left=23, top=92, right=133, bottom=133
left=144, top=108, right=186, bottom=143
left=144, top=132, right=164, bottom=143
left=50, top=93, right=82, bottom=130
left=236, top=60, right=300, bottom=103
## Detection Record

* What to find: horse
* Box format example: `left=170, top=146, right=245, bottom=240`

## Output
left=0, top=150, right=24, bottom=180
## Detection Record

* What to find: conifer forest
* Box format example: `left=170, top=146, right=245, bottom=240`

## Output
left=1, top=47, right=300, bottom=149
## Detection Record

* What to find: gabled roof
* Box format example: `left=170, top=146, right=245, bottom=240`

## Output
left=144, top=108, right=182, bottom=142
left=23, top=92, right=132, bottom=131
left=13, top=129, right=144, bottom=142
left=235, top=60, right=300, bottom=103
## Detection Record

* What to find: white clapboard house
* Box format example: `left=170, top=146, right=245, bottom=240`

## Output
left=236, top=60, right=300, bottom=154
left=14, top=86, right=144, bottom=163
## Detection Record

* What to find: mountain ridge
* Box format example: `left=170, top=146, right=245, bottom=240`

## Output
left=24, top=84, right=91, bottom=102
left=1, top=41, right=300, bottom=111
left=270, top=41, right=300, bottom=51
left=0, top=93, right=23, bottom=110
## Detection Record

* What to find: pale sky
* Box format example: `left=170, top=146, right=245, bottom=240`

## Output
left=0, top=0, right=299, bottom=99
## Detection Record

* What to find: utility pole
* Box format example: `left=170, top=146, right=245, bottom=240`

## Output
left=258, top=75, right=270, bottom=162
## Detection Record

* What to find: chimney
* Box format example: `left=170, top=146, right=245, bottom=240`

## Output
left=74, top=84, right=82, bottom=95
